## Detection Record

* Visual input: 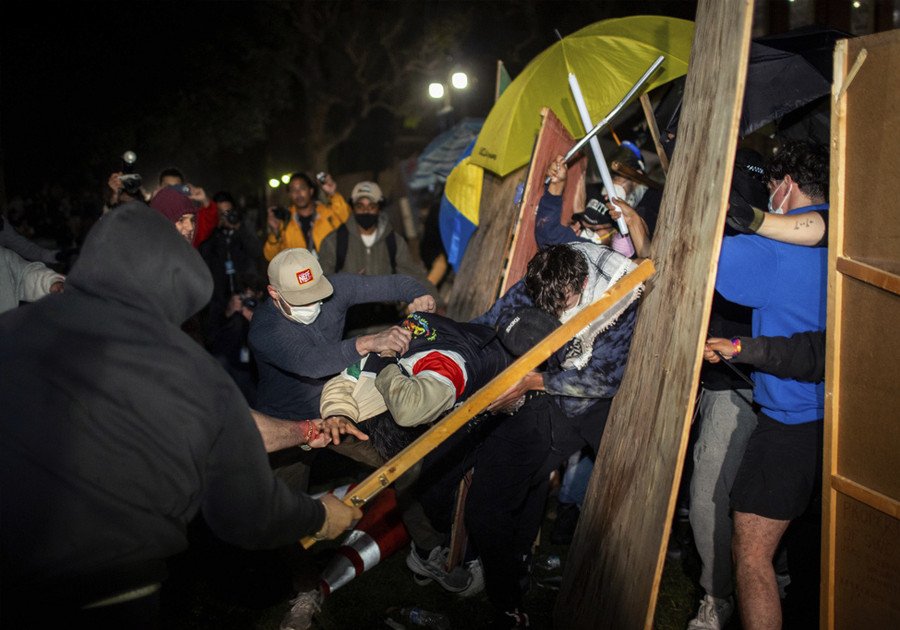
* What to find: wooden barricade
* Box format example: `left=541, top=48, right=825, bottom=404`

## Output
left=498, top=109, right=587, bottom=294
left=822, top=30, right=900, bottom=629
left=555, top=1, right=754, bottom=628
left=445, top=167, right=526, bottom=322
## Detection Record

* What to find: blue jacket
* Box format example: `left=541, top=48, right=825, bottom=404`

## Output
left=715, top=204, right=828, bottom=424
left=249, top=273, right=429, bottom=419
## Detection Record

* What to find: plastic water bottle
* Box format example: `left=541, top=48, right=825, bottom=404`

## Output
left=399, top=606, right=451, bottom=630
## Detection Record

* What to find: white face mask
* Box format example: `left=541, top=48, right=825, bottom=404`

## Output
left=279, top=294, right=322, bottom=324
left=603, top=183, right=628, bottom=203
left=579, top=229, right=606, bottom=245
left=767, top=180, right=791, bottom=214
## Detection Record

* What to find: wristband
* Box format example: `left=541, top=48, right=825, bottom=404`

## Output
left=730, top=337, right=742, bottom=358
left=299, top=420, right=319, bottom=451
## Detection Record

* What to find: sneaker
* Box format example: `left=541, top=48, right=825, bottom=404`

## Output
left=687, top=594, right=734, bottom=630
left=493, top=608, right=530, bottom=628
left=406, top=544, right=472, bottom=593
left=458, top=558, right=485, bottom=597
left=280, top=589, right=322, bottom=630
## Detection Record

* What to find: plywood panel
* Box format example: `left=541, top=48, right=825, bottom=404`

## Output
left=835, top=277, right=900, bottom=500
left=555, top=1, right=754, bottom=628
left=824, top=29, right=900, bottom=630
left=833, top=493, right=900, bottom=628
left=445, top=167, right=526, bottom=321
left=499, top=108, right=586, bottom=294
left=841, top=34, right=900, bottom=265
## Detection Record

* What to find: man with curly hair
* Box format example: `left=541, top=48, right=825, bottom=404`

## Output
left=457, top=241, right=643, bottom=627
left=715, top=141, right=829, bottom=630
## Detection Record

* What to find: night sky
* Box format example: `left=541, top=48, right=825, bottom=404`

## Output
left=1, top=1, right=696, bottom=202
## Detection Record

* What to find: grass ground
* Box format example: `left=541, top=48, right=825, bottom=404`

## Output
left=160, top=491, right=710, bottom=629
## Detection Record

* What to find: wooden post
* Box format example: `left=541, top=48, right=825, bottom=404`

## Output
left=555, top=1, right=754, bottom=628
left=639, top=93, right=670, bottom=175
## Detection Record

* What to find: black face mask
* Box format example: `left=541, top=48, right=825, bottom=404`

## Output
left=355, top=213, right=378, bottom=230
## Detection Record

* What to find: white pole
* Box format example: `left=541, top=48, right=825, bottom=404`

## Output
left=568, top=72, right=629, bottom=235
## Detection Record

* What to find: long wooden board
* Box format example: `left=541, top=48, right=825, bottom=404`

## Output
left=555, top=1, right=754, bottom=628
left=302, top=260, right=654, bottom=548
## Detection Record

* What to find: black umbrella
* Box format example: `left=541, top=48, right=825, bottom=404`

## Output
left=665, top=28, right=851, bottom=139
left=739, top=40, right=831, bottom=137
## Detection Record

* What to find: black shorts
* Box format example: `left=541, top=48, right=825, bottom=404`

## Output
left=730, top=412, right=823, bottom=521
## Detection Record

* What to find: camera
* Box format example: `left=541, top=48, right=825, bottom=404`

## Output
left=316, top=172, right=327, bottom=185
left=172, top=184, right=191, bottom=196
left=241, top=296, right=258, bottom=310
left=118, top=150, right=143, bottom=196
left=272, top=206, right=290, bottom=222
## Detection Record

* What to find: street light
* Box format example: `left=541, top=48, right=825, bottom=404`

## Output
left=428, top=70, right=469, bottom=124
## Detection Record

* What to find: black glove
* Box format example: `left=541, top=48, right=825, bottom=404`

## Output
left=726, top=189, right=765, bottom=234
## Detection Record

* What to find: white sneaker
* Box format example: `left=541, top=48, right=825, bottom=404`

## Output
left=280, top=589, right=322, bottom=630
left=458, top=558, right=485, bottom=598
left=405, top=544, right=472, bottom=593
left=687, top=594, right=733, bottom=630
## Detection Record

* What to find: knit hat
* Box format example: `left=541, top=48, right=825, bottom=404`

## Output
left=351, top=181, right=383, bottom=204
left=267, top=248, right=333, bottom=305
left=496, top=307, right=561, bottom=357
left=150, top=186, right=196, bottom=224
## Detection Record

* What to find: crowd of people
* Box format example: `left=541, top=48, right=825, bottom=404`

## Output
left=0, top=130, right=828, bottom=630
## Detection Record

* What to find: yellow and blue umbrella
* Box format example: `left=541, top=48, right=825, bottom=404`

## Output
left=470, top=16, right=694, bottom=176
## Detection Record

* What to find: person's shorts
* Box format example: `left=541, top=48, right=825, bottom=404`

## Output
left=730, top=412, right=823, bottom=521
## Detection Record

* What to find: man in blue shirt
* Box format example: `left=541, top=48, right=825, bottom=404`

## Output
left=249, top=248, right=434, bottom=466
left=715, top=141, right=828, bottom=630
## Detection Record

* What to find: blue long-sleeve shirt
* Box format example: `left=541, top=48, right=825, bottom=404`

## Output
left=249, top=273, right=429, bottom=419
left=715, top=204, right=828, bottom=424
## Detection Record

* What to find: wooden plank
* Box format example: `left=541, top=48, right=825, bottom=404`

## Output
left=498, top=108, right=587, bottom=295
left=835, top=256, right=900, bottom=296
left=446, top=167, right=525, bottom=321
left=833, top=494, right=900, bottom=629
left=832, top=475, right=900, bottom=520
left=640, top=93, right=670, bottom=174
left=555, top=2, right=754, bottom=628
left=301, top=260, right=654, bottom=548
left=822, top=37, right=849, bottom=630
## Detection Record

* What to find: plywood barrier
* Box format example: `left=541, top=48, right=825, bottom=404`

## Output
left=499, top=108, right=587, bottom=294
left=446, top=167, right=526, bottom=321
left=823, top=29, right=900, bottom=629
left=555, top=1, right=754, bottom=628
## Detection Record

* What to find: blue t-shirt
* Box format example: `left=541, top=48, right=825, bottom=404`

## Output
left=715, top=204, right=828, bottom=424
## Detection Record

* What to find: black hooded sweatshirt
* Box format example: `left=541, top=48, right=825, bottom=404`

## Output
left=0, top=203, right=324, bottom=605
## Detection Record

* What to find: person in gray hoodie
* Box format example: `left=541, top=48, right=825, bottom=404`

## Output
left=0, top=202, right=360, bottom=628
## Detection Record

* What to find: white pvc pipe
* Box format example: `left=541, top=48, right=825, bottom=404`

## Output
left=568, top=72, right=629, bottom=235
